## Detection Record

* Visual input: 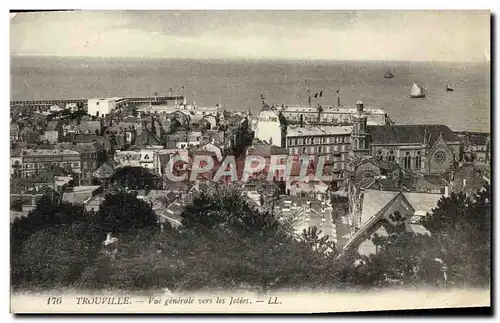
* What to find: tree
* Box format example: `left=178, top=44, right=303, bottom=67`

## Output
left=97, top=191, right=158, bottom=234
left=299, top=226, right=336, bottom=255
left=422, top=186, right=491, bottom=287
left=180, top=184, right=280, bottom=235
left=16, top=221, right=102, bottom=289
left=366, top=228, right=441, bottom=288
left=110, top=166, right=161, bottom=190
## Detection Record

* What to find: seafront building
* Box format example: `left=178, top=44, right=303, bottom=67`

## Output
left=87, top=97, right=127, bottom=117
left=254, top=100, right=389, bottom=149
left=278, top=104, right=389, bottom=126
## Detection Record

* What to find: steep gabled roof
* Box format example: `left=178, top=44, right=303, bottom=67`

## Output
left=93, top=160, right=117, bottom=179
left=368, top=124, right=459, bottom=146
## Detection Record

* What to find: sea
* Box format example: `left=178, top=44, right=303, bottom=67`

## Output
left=10, top=56, right=491, bottom=133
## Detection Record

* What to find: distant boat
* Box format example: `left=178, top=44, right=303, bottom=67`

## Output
left=446, top=83, right=454, bottom=92
left=410, top=82, right=425, bottom=98
left=384, top=71, right=395, bottom=79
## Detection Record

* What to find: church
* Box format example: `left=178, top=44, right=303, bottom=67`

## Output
left=350, top=100, right=461, bottom=175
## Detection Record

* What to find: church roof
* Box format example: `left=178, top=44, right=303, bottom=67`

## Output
left=368, top=124, right=459, bottom=146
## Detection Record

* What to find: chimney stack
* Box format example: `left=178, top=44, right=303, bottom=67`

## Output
left=444, top=185, right=449, bottom=197
left=106, top=233, right=112, bottom=241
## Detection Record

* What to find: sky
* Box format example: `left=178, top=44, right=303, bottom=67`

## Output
left=10, top=10, right=491, bottom=62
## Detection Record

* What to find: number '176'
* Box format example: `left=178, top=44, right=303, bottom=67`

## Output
left=47, top=297, right=62, bottom=305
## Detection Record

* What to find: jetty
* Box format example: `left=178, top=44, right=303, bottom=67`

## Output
left=10, top=95, right=185, bottom=109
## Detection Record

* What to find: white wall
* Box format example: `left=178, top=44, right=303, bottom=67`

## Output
left=255, top=109, right=282, bottom=146
left=87, top=98, right=117, bottom=117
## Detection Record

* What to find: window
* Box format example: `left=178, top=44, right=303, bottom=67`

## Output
left=376, top=150, right=383, bottom=161
left=415, top=151, right=422, bottom=169
left=302, top=147, right=307, bottom=154
left=387, top=150, right=395, bottom=162
left=434, top=151, right=447, bottom=164
left=404, top=151, right=412, bottom=169
left=72, top=162, right=80, bottom=168
left=318, top=147, right=322, bottom=153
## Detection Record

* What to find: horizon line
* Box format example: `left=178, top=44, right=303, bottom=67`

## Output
left=10, top=54, right=490, bottom=65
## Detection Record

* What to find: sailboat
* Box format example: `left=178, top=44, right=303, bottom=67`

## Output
left=446, top=83, right=454, bottom=92
left=384, top=71, right=395, bottom=79
left=410, top=82, right=425, bottom=98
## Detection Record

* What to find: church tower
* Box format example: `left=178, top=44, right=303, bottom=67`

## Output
left=350, top=100, right=370, bottom=159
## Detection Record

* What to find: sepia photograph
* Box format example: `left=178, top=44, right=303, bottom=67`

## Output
left=8, top=9, right=491, bottom=313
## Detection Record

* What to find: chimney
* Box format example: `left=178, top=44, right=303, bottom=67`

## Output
left=444, top=185, right=449, bottom=197
left=356, top=100, right=364, bottom=113
left=106, top=233, right=112, bottom=241
left=463, top=178, right=467, bottom=188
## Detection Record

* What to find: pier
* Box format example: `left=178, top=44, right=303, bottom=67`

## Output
left=11, top=95, right=185, bottom=109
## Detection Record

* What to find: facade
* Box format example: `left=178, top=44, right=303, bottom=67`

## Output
left=87, top=97, right=126, bottom=117
left=56, top=143, right=100, bottom=185
left=20, top=149, right=81, bottom=178
left=367, top=124, right=461, bottom=174
left=456, top=131, right=490, bottom=164
left=254, top=108, right=283, bottom=147
left=286, top=125, right=352, bottom=179
left=278, top=104, right=389, bottom=126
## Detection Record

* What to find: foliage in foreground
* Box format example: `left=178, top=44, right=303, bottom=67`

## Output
left=11, top=184, right=491, bottom=292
